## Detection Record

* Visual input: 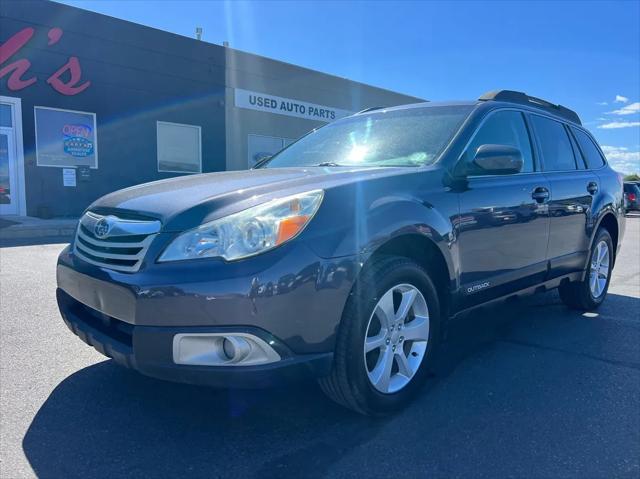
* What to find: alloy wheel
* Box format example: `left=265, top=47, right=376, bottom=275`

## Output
left=589, top=240, right=610, bottom=299
left=363, top=283, right=430, bottom=394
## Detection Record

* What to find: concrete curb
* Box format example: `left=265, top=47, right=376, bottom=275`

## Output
left=0, top=218, right=77, bottom=241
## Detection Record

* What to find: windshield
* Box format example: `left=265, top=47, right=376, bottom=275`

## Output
left=263, top=105, right=473, bottom=168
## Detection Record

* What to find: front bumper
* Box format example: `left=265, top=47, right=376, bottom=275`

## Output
left=57, top=289, right=333, bottom=388
left=56, top=241, right=359, bottom=387
left=57, top=241, right=359, bottom=353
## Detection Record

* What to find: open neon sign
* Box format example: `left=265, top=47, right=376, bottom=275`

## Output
left=0, top=27, right=91, bottom=96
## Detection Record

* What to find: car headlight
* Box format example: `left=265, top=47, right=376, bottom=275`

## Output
left=158, top=190, right=324, bottom=262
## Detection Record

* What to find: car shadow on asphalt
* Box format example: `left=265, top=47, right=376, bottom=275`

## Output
left=21, top=293, right=640, bottom=478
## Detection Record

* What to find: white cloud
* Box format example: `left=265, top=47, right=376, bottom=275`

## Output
left=597, top=121, right=640, bottom=129
left=608, top=102, right=640, bottom=115
left=600, top=145, right=640, bottom=174
left=614, top=95, right=629, bottom=103
left=596, top=101, right=608, bottom=106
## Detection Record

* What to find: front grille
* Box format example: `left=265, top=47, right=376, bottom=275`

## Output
left=74, top=211, right=161, bottom=273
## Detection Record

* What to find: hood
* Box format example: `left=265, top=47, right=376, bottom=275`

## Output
left=90, top=166, right=410, bottom=232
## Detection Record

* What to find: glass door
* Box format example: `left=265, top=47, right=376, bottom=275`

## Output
left=0, top=102, right=18, bottom=215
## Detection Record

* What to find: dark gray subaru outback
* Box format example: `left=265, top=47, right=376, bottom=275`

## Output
left=57, top=90, right=625, bottom=415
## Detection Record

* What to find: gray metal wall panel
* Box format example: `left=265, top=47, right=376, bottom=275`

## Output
left=1, top=1, right=227, bottom=217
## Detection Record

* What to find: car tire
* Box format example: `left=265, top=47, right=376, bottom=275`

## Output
left=318, top=255, right=441, bottom=415
left=559, top=228, right=614, bottom=311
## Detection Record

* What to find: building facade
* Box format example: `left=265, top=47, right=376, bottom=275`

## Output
left=0, top=0, right=422, bottom=218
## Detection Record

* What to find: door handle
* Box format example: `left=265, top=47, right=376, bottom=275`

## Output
left=587, top=181, right=599, bottom=195
left=532, top=186, right=550, bottom=203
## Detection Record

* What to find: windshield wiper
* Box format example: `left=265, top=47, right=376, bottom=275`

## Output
left=314, top=162, right=343, bottom=167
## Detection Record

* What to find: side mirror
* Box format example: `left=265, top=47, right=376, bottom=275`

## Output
left=471, top=144, right=523, bottom=175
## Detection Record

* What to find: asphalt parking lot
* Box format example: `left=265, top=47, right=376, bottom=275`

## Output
left=1, top=216, right=639, bottom=479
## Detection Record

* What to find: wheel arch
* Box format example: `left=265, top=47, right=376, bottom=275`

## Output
left=360, top=233, right=454, bottom=317
left=579, top=210, right=620, bottom=283
left=594, top=211, right=620, bottom=259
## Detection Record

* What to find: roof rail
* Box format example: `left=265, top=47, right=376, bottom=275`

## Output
left=478, top=90, right=581, bottom=125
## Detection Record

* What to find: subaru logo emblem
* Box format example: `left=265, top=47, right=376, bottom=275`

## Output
left=94, top=218, right=112, bottom=239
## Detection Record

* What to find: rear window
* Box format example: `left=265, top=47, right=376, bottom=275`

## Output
left=571, top=127, right=606, bottom=169
left=530, top=115, right=577, bottom=171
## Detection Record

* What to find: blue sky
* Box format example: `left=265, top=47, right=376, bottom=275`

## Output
left=58, top=0, right=640, bottom=174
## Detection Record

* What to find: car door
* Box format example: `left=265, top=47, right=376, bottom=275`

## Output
left=455, top=110, right=551, bottom=307
left=528, top=114, right=598, bottom=278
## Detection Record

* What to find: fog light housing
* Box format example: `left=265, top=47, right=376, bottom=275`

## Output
left=172, top=333, right=281, bottom=366
left=222, top=336, right=251, bottom=362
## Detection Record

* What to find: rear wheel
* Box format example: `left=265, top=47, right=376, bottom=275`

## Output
left=559, top=228, right=614, bottom=310
left=319, top=256, right=440, bottom=415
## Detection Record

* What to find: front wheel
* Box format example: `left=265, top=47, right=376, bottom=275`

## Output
left=559, top=228, right=614, bottom=310
left=318, top=256, right=440, bottom=415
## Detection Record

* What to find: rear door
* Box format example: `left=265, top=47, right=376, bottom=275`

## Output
left=456, top=110, right=551, bottom=307
left=529, top=114, right=598, bottom=278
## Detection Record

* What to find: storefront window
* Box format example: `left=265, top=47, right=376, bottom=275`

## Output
left=34, top=106, right=98, bottom=168
left=0, top=104, right=12, bottom=128
left=157, top=121, right=202, bottom=174
left=0, top=134, right=10, bottom=202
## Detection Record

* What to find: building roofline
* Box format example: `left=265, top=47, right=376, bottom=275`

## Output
left=224, top=46, right=424, bottom=102
left=45, top=0, right=424, bottom=103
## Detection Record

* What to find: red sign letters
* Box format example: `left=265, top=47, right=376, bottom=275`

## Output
left=0, top=27, right=91, bottom=96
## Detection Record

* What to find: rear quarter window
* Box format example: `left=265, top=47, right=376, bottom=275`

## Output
left=571, top=127, right=606, bottom=169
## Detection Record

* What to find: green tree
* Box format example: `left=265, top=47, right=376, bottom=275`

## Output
left=624, top=173, right=640, bottom=181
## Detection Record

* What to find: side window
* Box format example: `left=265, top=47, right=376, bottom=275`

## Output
left=465, top=111, right=535, bottom=173
left=567, top=127, right=587, bottom=169
left=571, top=127, right=606, bottom=169
left=530, top=115, right=577, bottom=171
